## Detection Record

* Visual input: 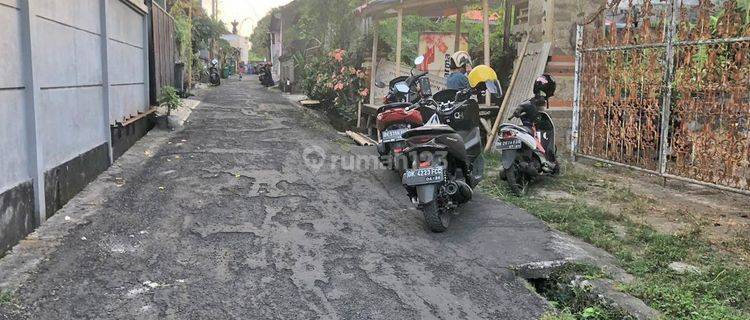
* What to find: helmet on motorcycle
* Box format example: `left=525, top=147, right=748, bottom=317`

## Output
left=450, top=51, right=472, bottom=70
left=211, top=59, right=218, bottom=66
left=467, top=65, right=498, bottom=88
left=533, top=74, right=556, bottom=99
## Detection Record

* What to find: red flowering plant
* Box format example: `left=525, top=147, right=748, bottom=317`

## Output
left=301, top=49, right=368, bottom=123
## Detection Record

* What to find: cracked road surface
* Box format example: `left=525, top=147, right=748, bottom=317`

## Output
left=1, top=79, right=570, bottom=319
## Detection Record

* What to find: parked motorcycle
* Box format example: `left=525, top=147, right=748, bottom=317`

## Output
left=259, top=63, right=275, bottom=87
left=209, top=59, right=221, bottom=86
left=374, top=56, right=432, bottom=170
left=496, top=74, right=559, bottom=196
left=399, top=60, right=497, bottom=232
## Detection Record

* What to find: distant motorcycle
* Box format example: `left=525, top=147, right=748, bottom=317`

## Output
left=209, top=59, right=221, bottom=86
left=497, top=75, right=559, bottom=196
left=258, top=63, right=274, bottom=87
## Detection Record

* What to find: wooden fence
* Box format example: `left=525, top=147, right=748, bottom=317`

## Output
left=149, top=1, right=177, bottom=104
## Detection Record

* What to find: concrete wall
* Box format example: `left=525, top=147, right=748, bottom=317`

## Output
left=108, top=0, right=148, bottom=123
left=0, top=0, right=31, bottom=192
left=34, top=0, right=108, bottom=170
left=0, top=0, right=149, bottom=254
left=0, top=0, right=35, bottom=254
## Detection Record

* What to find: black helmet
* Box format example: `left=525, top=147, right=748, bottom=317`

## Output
left=533, top=74, right=556, bottom=99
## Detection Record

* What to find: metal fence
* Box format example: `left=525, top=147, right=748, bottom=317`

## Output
left=571, top=0, right=750, bottom=194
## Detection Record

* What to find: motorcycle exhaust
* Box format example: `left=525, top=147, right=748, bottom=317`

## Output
left=445, top=182, right=459, bottom=195
left=446, top=180, right=472, bottom=204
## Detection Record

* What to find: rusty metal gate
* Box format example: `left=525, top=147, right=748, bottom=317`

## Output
left=571, top=0, right=750, bottom=193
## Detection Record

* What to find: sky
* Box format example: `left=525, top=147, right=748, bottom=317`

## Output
left=201, top=0, right=293, bottom=37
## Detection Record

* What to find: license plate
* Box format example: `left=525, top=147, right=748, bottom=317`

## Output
left=496, top=138, right=522, bottom=150
left=381, top=128, right=408, bottom=143
left=402, top=167, right=444, bottom=186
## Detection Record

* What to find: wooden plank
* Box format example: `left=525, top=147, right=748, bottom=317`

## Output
left=346, top=131, right=375, bottom=146
left=359, top=133, right=377, bottom=145
left=300, top=99, right=321, bottom=106
left=119, top=108, right=157, bottom=127
left=485, top=35, right=529, bottom=152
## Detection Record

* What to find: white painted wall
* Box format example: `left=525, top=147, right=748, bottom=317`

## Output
left=33, top=0, right=108, bottom=170
left=0, top=1, right=31, bottom=192
left=107, top=0, right=147, bottom=124
left=0, top=0, right=148, bottom=202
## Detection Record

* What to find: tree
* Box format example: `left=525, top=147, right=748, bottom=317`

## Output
left=249, top=12, right=272, bottom=60
left=192, top=16, right=228, bottom=52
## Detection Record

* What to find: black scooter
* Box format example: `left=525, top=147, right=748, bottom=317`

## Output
left=256, top=63, right=274, bottom=87
left=209, top=59, right=221, bottom=86
left=399, top=76, right=486, bottom=232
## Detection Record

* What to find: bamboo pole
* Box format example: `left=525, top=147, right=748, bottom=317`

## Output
left=370, top=18, right=379, bottom=105
left=395, top=7, right=403, bottom=74
left=357, top=101, right=363, bottom=128
left=482, top=0, right=491, bottom=106
left=503, top=0, right=511, bottom=51
left=484, top=35, right=529, bottom=152
left=454, top=6, right=462, bottom=51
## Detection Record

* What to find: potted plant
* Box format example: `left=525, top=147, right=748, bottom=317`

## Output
left=157, top=85, right=183, bottom=130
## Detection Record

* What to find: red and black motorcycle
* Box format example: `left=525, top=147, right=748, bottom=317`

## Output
left=374, top=57, right=431, bottom=170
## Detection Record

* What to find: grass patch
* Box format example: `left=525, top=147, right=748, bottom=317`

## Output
left=0, top=291, right=12, bottom=304
left=480, top=165, right=750, bottom=320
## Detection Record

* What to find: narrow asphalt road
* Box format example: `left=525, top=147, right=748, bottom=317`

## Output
left=1, top=78, right=572, bottom=319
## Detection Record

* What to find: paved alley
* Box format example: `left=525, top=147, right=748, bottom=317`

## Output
left=0, top=79, right=576, bottom=319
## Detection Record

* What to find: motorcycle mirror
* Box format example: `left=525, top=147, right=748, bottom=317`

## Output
left=414, top=55, right=425, bottom=66
left=374, top=80, right=386, bottom=88
left=395, top=82, right=410, bottom=93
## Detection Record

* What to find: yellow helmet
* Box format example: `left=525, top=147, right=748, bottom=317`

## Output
left=467, top=65, right=498, bottom=88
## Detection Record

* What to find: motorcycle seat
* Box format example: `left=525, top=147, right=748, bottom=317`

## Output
left=462, top=128, right=481, bottom=150
left=402, top=124, right=455, bottom=139
left=377, top=102, right=412, bottom=114
left=500, top=123, right=532, bottom=134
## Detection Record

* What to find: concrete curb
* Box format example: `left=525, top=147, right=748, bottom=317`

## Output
left=155, top=98, right=200, bottom=130
left=573, top=277, right=662, bottom=320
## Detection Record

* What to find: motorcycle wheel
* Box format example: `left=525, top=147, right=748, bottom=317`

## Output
left=421, top=201, right=449, bottom=233
left=505, top=163, right=528, bottom=196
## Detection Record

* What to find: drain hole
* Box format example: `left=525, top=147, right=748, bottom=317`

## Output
left=516, top=262, right=637, bottom=319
